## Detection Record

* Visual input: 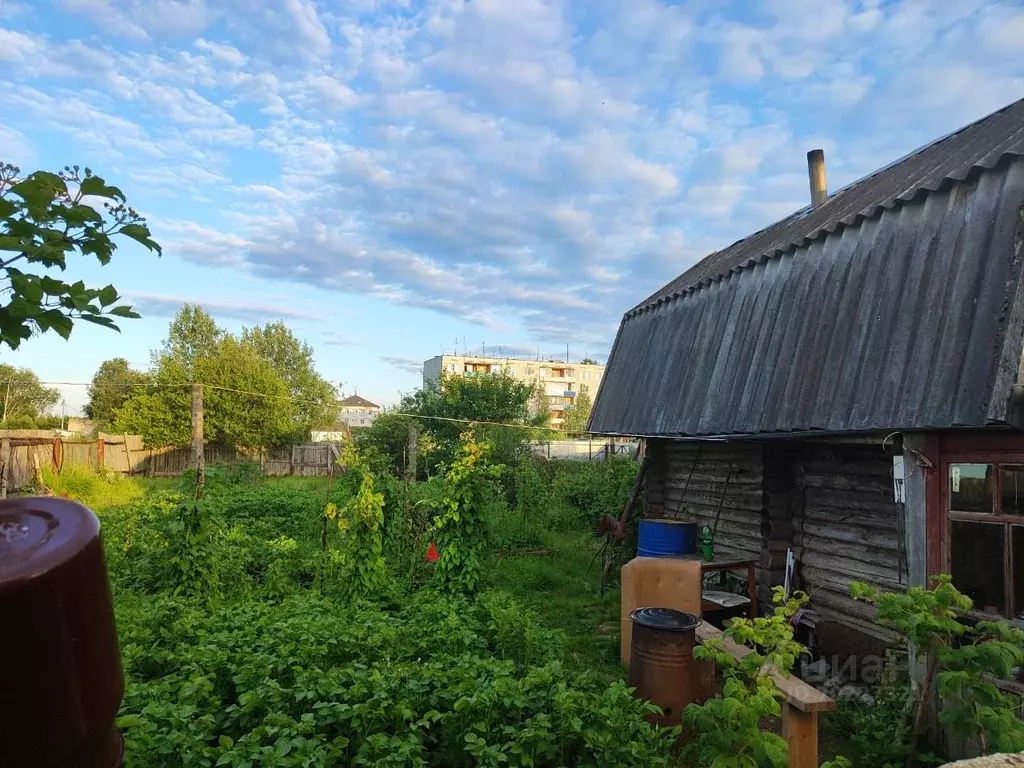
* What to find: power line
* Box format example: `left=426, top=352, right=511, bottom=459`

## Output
left=35, top=380, right=596, bottom=436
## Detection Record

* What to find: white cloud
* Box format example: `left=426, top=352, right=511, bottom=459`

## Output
left=380, top=356, right=422, bottom=375
left=3, top=0, right=1023, bottom=362
left=194, top=38, right=246, bottom=66
left=0, top=27, right=43, bottom=62
left=125, top=291, right=324, bottom=321
left=321, top=332, right=362, bottom=346
left=0, top=124, right=35, bottom=166
left=291, top=74, right=359, bottom=112
left=152, top=219, right=253, bottom=266
left=61, top=0, right=213, bottom=38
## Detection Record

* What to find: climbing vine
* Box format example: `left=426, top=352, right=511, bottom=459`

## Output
left=430, top=431, right=504, bottom=594
left=328, top=444, right=388, bottom=599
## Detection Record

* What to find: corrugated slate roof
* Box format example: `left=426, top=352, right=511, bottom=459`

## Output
left=590, top=99, right=1024, bottom=438
left=636, top=98, right=1024, bottom=314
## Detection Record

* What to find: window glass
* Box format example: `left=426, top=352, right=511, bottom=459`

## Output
left=1001, top=466, right=1024, bottom=516
left=951, top=520, right=1005, bottom=615
left=949, top=463, right=993, bottom=512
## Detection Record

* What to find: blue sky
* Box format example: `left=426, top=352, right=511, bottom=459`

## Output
left=1, top=0, right=1022, bottom=414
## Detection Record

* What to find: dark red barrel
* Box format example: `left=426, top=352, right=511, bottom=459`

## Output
left=627, top=607, right=700, bottom=725
left=0, top=497, right=124, bottom=768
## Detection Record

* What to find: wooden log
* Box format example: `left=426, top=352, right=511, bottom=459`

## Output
left=191, top=384, right=204, bottom=497
left=800, top=554, right=900, bottom=590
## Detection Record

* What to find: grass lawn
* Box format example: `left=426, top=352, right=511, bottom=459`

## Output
left=483, top=528, right=625, bottom=682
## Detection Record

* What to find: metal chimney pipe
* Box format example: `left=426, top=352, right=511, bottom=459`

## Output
left=807, top=149, right=828, bottom=207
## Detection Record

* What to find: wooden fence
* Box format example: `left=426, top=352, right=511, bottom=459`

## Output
left=0, top=430, right=341, bottom=493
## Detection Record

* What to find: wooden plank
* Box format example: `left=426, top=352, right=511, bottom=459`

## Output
left=694, top=622, right=835, bottom=714
left=782, top=702, right=819, bottom=768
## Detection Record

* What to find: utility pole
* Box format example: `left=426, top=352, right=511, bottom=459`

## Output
left=191, top=383, right=204, bottom=498
left=405, top=424, right=418, bottom=482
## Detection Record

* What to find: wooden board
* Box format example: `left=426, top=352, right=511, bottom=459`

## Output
left=695, top=622, right=835, bottom=714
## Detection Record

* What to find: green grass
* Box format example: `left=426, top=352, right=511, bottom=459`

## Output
left=482, top=528, right=624, bottom=682
left=41, top=464, right=145, bottom=511
left=53, top=467, right=626, bottom=683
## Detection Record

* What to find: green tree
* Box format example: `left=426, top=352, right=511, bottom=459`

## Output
left=241, top=321, right=338, bottom=439
left=562, top=383, right=593, bottom=435
left=353, top=410, right=420, bottom=476
left=0, top=162, right=159, bottom=349
left=156, top=303, right=223, bottom=378
left=402, top=371, right=542, bottom=475
left=197, top=337, right=295, bottom=448
left=115, top=307, right=298, bottom=447
left=580, top=357, right=598, bottom=365
left=85, top=358, right=151, bottom=427
left=116, top=336, right=295, bottom=448
left=0, top=364, right=59, bottom=422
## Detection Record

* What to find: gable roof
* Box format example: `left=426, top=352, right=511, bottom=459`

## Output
left=590, top=98, right=1024, bottom=439
left=339, top=394, right=379, bottom=409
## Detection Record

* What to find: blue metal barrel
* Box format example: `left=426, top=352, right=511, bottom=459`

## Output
left=637, top=519, right=698, bottom=557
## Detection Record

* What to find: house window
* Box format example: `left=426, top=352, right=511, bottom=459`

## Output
left=948, top=462, right=1024, bottom=619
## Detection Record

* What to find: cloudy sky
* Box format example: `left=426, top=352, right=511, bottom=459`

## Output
left=1, top=0, right=1022, bottom=413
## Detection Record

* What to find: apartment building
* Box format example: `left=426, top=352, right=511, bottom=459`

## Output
left=422, top=354, right=605, bottom=429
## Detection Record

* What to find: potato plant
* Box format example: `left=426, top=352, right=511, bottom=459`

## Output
left=92, top=457, right=678, bottom=767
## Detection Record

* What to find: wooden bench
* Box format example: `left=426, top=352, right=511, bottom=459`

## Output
left=695, top=622, right=835, bottom=768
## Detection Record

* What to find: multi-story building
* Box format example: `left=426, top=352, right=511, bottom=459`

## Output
left=422, top=355, right=605, bottom=429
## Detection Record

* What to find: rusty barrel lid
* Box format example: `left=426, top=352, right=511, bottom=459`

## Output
left=0, top=497, right=124, bottom=768
left=630, top=607, right=700, bottom=632
left=0, top=497, right=100, bottom=584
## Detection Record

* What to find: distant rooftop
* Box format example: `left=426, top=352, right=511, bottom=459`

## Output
left=339, top=394, right=379, bottom=409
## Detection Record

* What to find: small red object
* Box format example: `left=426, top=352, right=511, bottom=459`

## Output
left=426, top=541, right=439, bottom=563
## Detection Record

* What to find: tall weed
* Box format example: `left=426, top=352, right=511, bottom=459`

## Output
left=42, top=464, right=145, bottom=511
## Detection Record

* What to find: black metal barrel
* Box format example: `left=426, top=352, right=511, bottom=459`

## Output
left=627, top=607, right=700, bottom=725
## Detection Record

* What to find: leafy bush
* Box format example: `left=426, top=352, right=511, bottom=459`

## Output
left=823, top=677, right=913, bottom=768
left=852, top=576, right=1024, bottom=758
left=115, top=591, right=675, bottom=767
left=524, top=457, right=636, bottom=531
left=683, top=588, right=813, bottom=768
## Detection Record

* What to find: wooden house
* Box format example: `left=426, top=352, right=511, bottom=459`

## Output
left=589, top=98, right=1024, bottom=643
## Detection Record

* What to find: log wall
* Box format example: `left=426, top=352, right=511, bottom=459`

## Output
left=793, top=444, right=903, bottom=638
left=644, top=438, right=904, bottom=634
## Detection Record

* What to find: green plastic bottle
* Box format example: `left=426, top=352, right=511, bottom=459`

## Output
left=700, top=524, right=714, bottom=562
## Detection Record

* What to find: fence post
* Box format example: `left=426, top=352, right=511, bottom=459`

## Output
left=122, top=433, right=133, bottom=476
left=0, top=437, right=9, bottom=498
left=192, top=383, right=205, bottom=497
